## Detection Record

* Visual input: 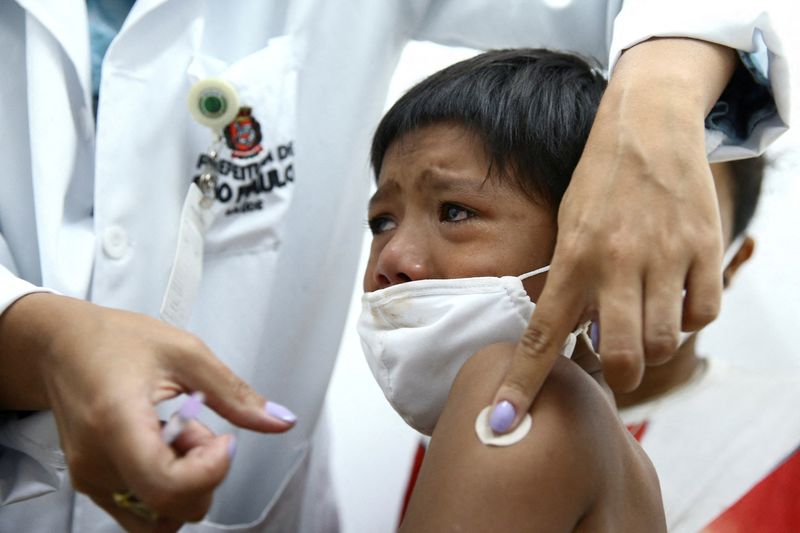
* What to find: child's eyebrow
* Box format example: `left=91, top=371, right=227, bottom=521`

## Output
left=420, top=169, right=489, bottom=195
left=368, top=180, right=400, bottom=209
left=369, top=169, right=489, bottom=209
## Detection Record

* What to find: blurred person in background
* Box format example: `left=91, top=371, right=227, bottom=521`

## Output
left=615, top=157, right=800, bottom=532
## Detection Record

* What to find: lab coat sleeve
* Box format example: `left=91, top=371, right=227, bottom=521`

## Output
left=0, top=264, right=53, bottom=317
left=609, top=1, right=789, bottom=161
left=409, top=0, right=788, bottom=162
left=0, top=260, right=63, bottom=505
left=409, top=0, right=614, bottom=65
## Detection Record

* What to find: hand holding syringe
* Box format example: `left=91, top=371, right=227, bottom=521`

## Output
left=162, top=391, right=207, bottom=444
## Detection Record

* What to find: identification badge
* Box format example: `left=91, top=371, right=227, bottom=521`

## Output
left=160, top=183, right=213, bottom=327
left=160, top=76, right=235, bottom=327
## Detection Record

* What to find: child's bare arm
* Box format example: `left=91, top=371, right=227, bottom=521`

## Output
left=400, top=344, right=607, bottom=532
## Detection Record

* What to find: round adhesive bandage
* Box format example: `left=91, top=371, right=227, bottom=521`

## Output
left=188, top=78, right=240, bottom=131
left=475, top=405, right=532, bottom=446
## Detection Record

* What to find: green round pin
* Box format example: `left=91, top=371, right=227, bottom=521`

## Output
left=188, top=78, right=240, bottom=131
left=200, top=93, right=225, bottom=117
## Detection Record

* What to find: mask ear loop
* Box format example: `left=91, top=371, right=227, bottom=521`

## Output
left=722, top=233, right=747, bottom=270
left=518, top=264, right=550, bottom=281
left=517, top=263, right=592, bottom=358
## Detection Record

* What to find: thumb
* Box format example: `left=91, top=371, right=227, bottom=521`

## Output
left=104, top=398, right=232, bottom=522
left=489, top=281, right=581, bottom=434
left=119, top=430, right=235, bottom=523
left=176, top=343, right=297, bottom=433
left=155, top=433, right=236, bottom=521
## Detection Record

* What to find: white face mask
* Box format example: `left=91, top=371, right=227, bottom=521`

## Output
left=357, top=266, right=583, bottom=435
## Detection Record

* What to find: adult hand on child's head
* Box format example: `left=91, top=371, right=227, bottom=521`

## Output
left=0, top=293, right=296, bottom=530
left=489, top=37, right=737, bottom=433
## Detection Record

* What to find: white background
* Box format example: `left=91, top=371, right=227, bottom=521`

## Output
left=325, top=3, right=800, bottom=530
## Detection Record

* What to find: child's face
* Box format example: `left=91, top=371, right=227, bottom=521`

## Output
left=364, top=122, right=556, bottom=298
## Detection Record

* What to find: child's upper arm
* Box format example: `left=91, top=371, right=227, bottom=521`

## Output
left=399, top=342, right=608, bottom=532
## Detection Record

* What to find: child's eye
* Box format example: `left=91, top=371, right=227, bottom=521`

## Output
left=368, top=216, right=397, bottom=235
left=440, top=203, right=475, bottom=223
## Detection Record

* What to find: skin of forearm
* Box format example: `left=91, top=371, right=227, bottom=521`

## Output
left=0, top=292, right=76, bottom=410
left=607, top=37, right=738, bottom=128
left=572, top=37, right=738, bottom=216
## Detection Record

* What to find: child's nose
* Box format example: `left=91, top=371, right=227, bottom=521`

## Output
left=373, top=231, right=432, bottom=289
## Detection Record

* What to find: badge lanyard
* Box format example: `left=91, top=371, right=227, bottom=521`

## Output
left=159, top=78, right=240, bottom=328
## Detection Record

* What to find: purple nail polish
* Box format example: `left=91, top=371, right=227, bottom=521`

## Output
left=227, top=436, right=237, bottom=460
left=590, top=321, right=600, bottom=352
left=265, top=401, right=298, bottom=424
left=489, top=400, right=516, bottom=434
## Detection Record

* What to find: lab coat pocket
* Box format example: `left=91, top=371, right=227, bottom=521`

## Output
left=187, top=35, right=299, bottom=257
left=185, top=444, right=310, bottom=532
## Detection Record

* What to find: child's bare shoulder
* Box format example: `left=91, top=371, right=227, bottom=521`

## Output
left=400, top=342, right=665, bottom=532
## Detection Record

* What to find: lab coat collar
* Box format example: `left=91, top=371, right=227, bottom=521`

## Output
left=14, top=0, right=91, bottom=101
left=121, top=0, right=174, bottom=32
left=12, top=0, right=177, bottom=97
left=14, top=0, right=103, bottom=294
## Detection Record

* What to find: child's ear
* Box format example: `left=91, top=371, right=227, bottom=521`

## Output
left=722, top=235, right=755, bottom=288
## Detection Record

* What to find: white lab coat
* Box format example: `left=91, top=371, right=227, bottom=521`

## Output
left=0, top=0, right=789, bottom=531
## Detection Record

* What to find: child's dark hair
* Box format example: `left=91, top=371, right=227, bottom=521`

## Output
left=371, top=48, right=607, bottom=213
left=727, top=156, right=764, bottom=238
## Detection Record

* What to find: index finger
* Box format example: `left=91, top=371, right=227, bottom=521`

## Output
left=489, top=272, right=583, bottom=434
left=168, top=338, right=297, bottom=433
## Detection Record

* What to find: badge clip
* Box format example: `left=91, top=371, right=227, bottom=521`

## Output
left=188, top=78, right=240, bottom=132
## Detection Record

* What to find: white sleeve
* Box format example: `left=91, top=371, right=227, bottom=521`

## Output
left=1, top=261, right=63, bottom=505
left=610, top=1, right=789, bottom=161
left=410, top=0, right=615, bottom=62
left=410, top=0, right=788, bottom=161
left=0, top=264, right=54, bottom=316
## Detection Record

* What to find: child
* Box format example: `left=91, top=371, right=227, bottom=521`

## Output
left=359, top=49, right=666, bottom=531
left=615, top=157, right=800, bottom=532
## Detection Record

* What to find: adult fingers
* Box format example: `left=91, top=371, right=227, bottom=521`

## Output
left=683, top=252, right=723, bottom=333
left=155, top=433, right=233, bottom=520
left=92, top=493, right=183, bottom=533
left=169, top=419, right=238, bottom=474
left=597, top=274, right=645, bottom=393
left=170, top=419, right=217, bottom=455
left=107, top=402, right=235, bottom=523
left=489, top=272, right=583, bottom=433
left=171, top=338, right=297, bottom=433
left=642, top=264, right=685, bottom=366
